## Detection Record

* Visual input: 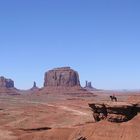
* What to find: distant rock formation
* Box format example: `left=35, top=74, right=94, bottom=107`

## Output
left=89, top=102, right=140, bottom=123
left=85, top=81, right=93, bottom=88
left=44, top=67, right=81, bottom=88
left=0, top=76, right=19, bottom=94
left=0, top=76, right=14, bottom=88
left=30, top=81, right=39, bottom=91
left=33, top=81, right=37, bottom=88
left=84, top=81, right=97, bottom=90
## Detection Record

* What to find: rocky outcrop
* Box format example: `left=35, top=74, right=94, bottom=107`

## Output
left=0, top=76, right=14, bottom=88
left=84, top=81, right=97, bottom=91
left=85, top=81, right=93, bottom=88
left=89, top=102, right=140, bottom=123
left=30, top=81, right=39, bottom=91
left=44, top=67, right=81, bottom=88
left=0, top=76, right=19, bottom=94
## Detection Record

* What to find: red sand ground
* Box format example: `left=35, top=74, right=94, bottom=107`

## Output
left=0, top=91, right=139, bottom=140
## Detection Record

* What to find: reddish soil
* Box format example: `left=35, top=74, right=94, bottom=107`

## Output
left=0, top=90, right=139, bottom=140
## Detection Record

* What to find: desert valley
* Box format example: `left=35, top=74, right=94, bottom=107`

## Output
left=0, top=67, right=140, bottom=140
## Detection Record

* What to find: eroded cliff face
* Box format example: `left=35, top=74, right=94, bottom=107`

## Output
left=0, top=76, right=14, bottom=88
left=0, top=76, right=18, bottom=94
left=89, top=102, right=140, bottom=123
left=44, top=67, right=81, bottom=88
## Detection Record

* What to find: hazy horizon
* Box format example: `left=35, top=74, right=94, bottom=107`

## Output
left=0, top=0, right=140, bottom=90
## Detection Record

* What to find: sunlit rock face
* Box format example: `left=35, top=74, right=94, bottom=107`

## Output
left=44, top=67, right=81, bottom=88
left=89, top=102, right=140, bottom=123
left=0, top=76, right=14, bottom=88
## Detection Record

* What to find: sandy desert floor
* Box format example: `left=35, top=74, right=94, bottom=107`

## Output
left=0, top=91, right=140, bottom=140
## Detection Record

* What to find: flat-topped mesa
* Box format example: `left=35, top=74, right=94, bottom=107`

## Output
left=53, top=67, right=71, bottom=70
left=0, top=76, right=14, bottom=88
left=44, top=67, right=81, bottom=88
left=89, top=102, right=140, bottom=123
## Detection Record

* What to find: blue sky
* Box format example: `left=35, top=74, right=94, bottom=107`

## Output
left=0, top=0, right=140, bottom=89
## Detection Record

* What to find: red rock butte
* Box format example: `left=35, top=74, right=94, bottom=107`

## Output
left=0, top=76, right=14, bottom=88
left=44, top=67, right=81, bottom=88
left=0, top=76, right=17, bottom=94
left=40, top=67, right=84, bottom=94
